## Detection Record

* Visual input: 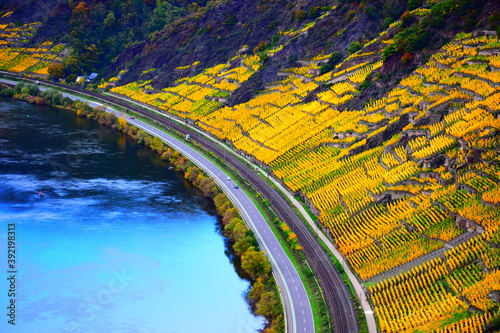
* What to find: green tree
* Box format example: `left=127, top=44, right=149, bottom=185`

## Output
left=199, top=177, right=217, bottom=197
left=347, top=41, right=362, bottom=55
left=222, top=207, right=238, bottom=225
left=214, top=193, right=230, bottom=215
left=47, top=62, right=65, bottom=79
left=0, top=86, right=15, bottom=97
left=256, top=291, right=280, bottom=317
left=185, top=166, right=201, bottom=184
left=320, top=52, right=341, bottom=74
left=137, top=129, right=147, bottom=144
left=225, top=218, right=247, bottom=240
left=231, top=219, right=248, bottom=242
left=149, top=0, right=185, bottom=32
left=248, top=276, right=265, bottom=301
left=14, top=82, right=25, bottom=93
left=241, top=247, right=271, bottom=279
left=21, top=84, right=39, bottom=96
left=103, top=11, right=116, bottom=27
left=41, top=89, right=64, bottom=104
left=150, top=136, right=164, bottom=153
left=233, top=234, right=254, bottom=256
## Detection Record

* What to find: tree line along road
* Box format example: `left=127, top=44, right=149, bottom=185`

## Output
left=0, top=75, right=361, bottom=333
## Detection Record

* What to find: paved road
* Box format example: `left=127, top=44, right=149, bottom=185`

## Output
left=100, top=94, right=360, bottom=333
left=0, top=77, right=315, bottom=333
left=1, top=76, right=362, bottom=332
left=129, top=119, right=315, bottom=333
left=104, top=91, right=367, bottom=333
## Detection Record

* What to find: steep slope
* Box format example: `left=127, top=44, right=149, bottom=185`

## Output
left=106, top=0, right=408, bottom=90
left=2, top=0, right=500, bottom=331
left=101, top=1, right=500, bottom=331
left=0, top=0, right=196, bottom=74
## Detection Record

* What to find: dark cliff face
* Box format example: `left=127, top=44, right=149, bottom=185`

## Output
left=0, top=0, right=67, bottom=23
left=3, top=0, right=497, bottom=108
left=114, top=0, right=334, bottom=87
left=0, top=0, right=71, bottom=46
left=111, top=0, right=393, bottom=90
left=0, top=0, right=401, bottom=92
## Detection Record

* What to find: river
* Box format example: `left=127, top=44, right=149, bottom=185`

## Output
left=0, top=98, right=263, bottom=332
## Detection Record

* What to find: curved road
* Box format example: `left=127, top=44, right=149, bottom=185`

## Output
left=1, top=75, right=360, bottom=332
left=128, top=117, right=315, bottom=333
left=0, top=76, right=314, bottom=333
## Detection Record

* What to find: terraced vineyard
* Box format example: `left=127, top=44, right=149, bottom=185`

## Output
left=0, top=20, right=66, bottom=77
left=111, top=53, right=262, bottom=120
left=370, top=233, right=500, bottom=332
left=3, top=2, right=499, bottom=331
left=105, top=24, right=500, bottom=331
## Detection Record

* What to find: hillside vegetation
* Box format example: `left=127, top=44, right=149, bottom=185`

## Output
left=1, top=0, right=500, bottom=332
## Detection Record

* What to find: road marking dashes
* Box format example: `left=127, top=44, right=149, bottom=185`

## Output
left=111, top=110, right=316, bottom=332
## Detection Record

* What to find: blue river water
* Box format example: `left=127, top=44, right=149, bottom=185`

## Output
left=0, top=98, right=263, bottom=333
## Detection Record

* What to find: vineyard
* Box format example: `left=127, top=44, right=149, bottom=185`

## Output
left=370, top=232, right=500, bottom=332
left=4, top=1, right=500, bottom=331
left=105, top=24, right=500, bottom=331
left=110, top=53, right=262, bottom=120
left=0, top=22, right=66, bottom=76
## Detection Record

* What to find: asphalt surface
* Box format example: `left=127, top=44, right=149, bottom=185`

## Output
left=0, top=77, right=314, bottom=333
left=127, top=118, right=315, bottom=333
left=1, top=76, right=360, bottom=332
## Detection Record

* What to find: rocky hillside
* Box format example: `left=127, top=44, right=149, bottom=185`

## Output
left=2, top=0, right=498, bottom=105
left=1, top=0, right=500, bottom=332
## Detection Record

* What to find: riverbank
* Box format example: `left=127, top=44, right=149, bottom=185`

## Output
left=0, top=81, right=285, bottom=332
left=0, top=96, right=266, bottom=332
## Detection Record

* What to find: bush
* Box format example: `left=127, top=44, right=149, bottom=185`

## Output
left=20, top=84, right=40, bottom=97
left=295, top=10, right=306, bottom=21
left=61, top=96, right=74, bottom=106
left=67, top=74, right=77, bottom=84
left=359, top=78, right=371, bottom=91
left=382, top=17, right=394, bottom=29
left=308, top=6, right=322, bottom=19
left=267, top=20, right=278, bottom=30
left=401, top=52, right=414, bottom=65
left=345, top=9, right=357, bottom=21
left=319, top=52, right=341, bottom=74
left=382, top=26, right=429, bottom=59
left=347, top=41, right=362, bottom=55
left=0, top=86, right=15, bottom=97
left=40, top=89, right=63, bottom=105
left=407, top=0, right=422, bottom=10
left=222, top=14, right=236, bottom=27
left=253, top=41, right=268, bottom=54
left=14, top=82, right=25, bottom=93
